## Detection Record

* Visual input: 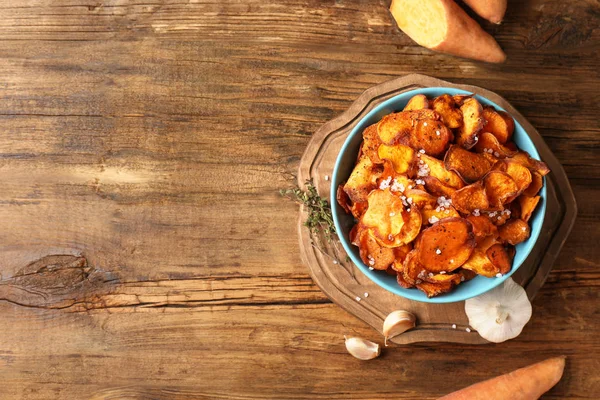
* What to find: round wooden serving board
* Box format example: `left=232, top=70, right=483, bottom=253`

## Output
left=297, top=74, right=577, bottom=345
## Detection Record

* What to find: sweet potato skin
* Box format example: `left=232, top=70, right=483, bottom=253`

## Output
left=390, top=0, right=506, bottom=63
left=439, top=356, right=566, bottom=400
left=462, top=0, right=507, bottom=24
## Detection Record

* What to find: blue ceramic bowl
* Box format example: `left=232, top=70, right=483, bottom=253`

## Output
left=331, top=87, right=546, bottom=303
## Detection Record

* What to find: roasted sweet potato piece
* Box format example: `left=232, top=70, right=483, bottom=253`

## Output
left=355, top=225, right=396, bottom=270
left=417, top=280, right=455, bottom=298
left=378, top=144, right=417, bottom=175
left=482, top=106, right=514, bottom=144
left=519, top=195, right=540, bottom=222
left=401, top=249, right=422, bottom=286
left=475, top=132, right=518, bottom=158
left=404, top=188, right=438, bottom=209
left=379, top=161, right=414, bottom=191
left=396, top=269, right=413, bottom=288
left=423, top=271, right=462, bottom=285
left=494, top=160, right=532, bottom=196
left=510, top=152, right=551, bottom=176
left=336, top=184, right=352, bottom=214
left=486, top=243, right=513, bottom=274
left=416, top=217, right=476, bottom=272
left=362, top=124, right=383, bottom=164
left=344, top=156, right=380, bottom=203
left=410, top=118, right=452, bottom=157
left=419, top=154, right=464, bottom=189
left=350, top=202, right=368, bottom=219
left=432, top=94, right=463, bottom=128
left=456, top=98, right=484, bottom=149
left=452, top=182, right=490, bottom=214
left=361, top=189, right=406, bottom=241
left=377, top=110, right=438, bottom=145
left=480, top=150, right=500, bottom=165
left=459, top=268, right=477, bottom=281
left=444, top=144, right=493, bottom=183
left=422, top=206, right=460, bottom=225
left=466, top=214, right=498, bottom=239
left=390, top=207, right=423, bottom=247
left=452, top=94, right=472, bottom=106
left=394, top=244, right=413, bottom=265
left=461, top=236, right=500, bottom=277
left=423, top=176, right=457, bottom=198
left=483, top=170, right=519, bottom=209
left=498, top=218, right=530, bottom=245
left=524, top=171, right=543, bottom=197
left=403, top=94, right=430, bottom=111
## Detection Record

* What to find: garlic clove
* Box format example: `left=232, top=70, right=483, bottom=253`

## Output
left=344, top=336, right=381, bottom=360
left=465, top=278, right=532, bottom=343
left=382, top=310, right=416, bottom=345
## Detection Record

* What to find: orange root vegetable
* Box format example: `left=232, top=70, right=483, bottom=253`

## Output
left=389, top=0, right=506, bottom=63
left=462, top=0, right=507, bottom=24
left=439, top=356, right=566, bottom=400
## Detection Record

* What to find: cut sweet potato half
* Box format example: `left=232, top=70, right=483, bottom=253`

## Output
left=451, top=181, right=490, bottom=214
left=423, top=176, right=457, bottom=198
left=466, top=214, right=498, bottom=239
left=519, top=195, right=540, bottom=222
left=419, top=154, right=464, bottom=189
left=482, top=106, right=514, bottom=144
left=444, top=144, right=493, bottom=183
left=483, top=170, right=519, bottom=209
left=510, top=151, right=551, bottom=176
left=475, top=132, right=518, bottom=158
left=486, top=243, right=513, bottom=275
left=456, top=98, right=484, bottom=149
left=362, top=124, right=383, bottom=164
left=463, top=0, right=507, bottom=24
left=403, top=94, right=430, bottom=111
left=378, top=144, right=417, bottom=175
left=432, top=94, right=463, bottom=129
left=416, top=217, right=476, bottom=272
left=498, top=218, right=530, bottom=245
left=410, top=118, right=452, bottom=157
left=344, top=156, right=381, bottom=203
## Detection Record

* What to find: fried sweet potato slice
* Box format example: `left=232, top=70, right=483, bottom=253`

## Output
left=466, top=214, right=498, bottom=239
left=423, top=175, right=457, bottom=198
left=524, top=171, right=543, bottom=197
left=486, top=243, right=513, bottom=274
left=417, top=280, right=455, bottom=298
left=498, top=218, right=530, bottom=245
left=483, top=170, right=519, bottom=209
left=350, top=202, right=368, bottom=219
left=519, top=195, right=540, bottom=222
left=396, top=270, right=413, bottom=288
left=394, top=244, right=413, bottom=265
left=461, top=236, right=500, bottom=277
left=361, top=189, right=406, bottom=241
left=475, top=132, right=518, bottom=158
left=379, top=161, right=414, bottom=191
left=378, top=144, right=417, bottom=175
left=403, top=94, right=430, bottom=111
left=362, top=124, right=383, bottom=164
left=377, top=110, right=438, bottom=145
left=432, top=94, right=463, bottom=129
left=401, top=249, right=422, bottom=286
left=416, top=217, right=476, bottom=272
left=494, top=160, right=532, bottom=195
left=344, top=156, right=380, bottom=203
left=422, top=206, right=460, bottom=225
left=410, top=118, right=452, bottom=157
left=355, top=225, right=396, bottom=270
left=482, top=106, right=514, bottom=144
left=452, top=182, right=490, bottom=214
left=452, top=94, right=472, bottom=106
left=510, top=151, right=551, bottom=176
left=404, top=188, right=438, bottom=209
left=459, top=268, right=477, bottom=281
left=444, top=144, right=493, bottom=183
left=419, top=154, right=464, bottom=189
left=423, top=271, right=462, bottom=285
left=336, top=184, right=352, bottom=214
left=456, top=98, right=484, bottom=149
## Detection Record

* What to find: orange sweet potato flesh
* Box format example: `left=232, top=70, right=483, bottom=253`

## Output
left=462, top=0, right=507, bottom=24
left=416, top=218, right=476, bottom=272
left=456, top=98, right=484, bottom=149
left=519, top=195, right=541, bottom=222
left=422, top=206, right=460, bottom=225
left=377, top=110, right=438, bottom=145
left=524, top=171, right=543, bottom=197
left=403, top=94, right=430, bottom=111
left=389, top=0, right=506, bottom=63
left=452, top=181, right=490, bottom=214
left=466, top=215, right=498, bottom=239
left=417, top=280, right=455, bottom=297
left=336, top=184, right=352, bottom=214
left=439, top=356, right=566, bottom=400
left=486, top=243, right=513, bottom=274
left=461, top=235, right=501, bottom=277
left=410, top=118, right=452, bottom=157
left=482, top=106, right=514, bottom=144
left=510, top=151, right=551, bottom=176
left=360, top=189, right=406, bottom=242
left=378, top=144, right=416, bottom=175
left=499, top=218, right=531, bottom=245
left=483, top=171, right=519, bottom=209
left=445, top=144, right=492, bottom=183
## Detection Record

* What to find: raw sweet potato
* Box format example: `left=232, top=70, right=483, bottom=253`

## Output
left=439, top=356, right=566, bottom=400
left=462, top=0, right=507, bottom=24
left=445, top=144, right=493, bottom=183
left=403, top=94, right=430, bottom=111
left=389, top=0, right=506, bottom=63
left=416, top=217, right=476, bottom=272
left=456, top=97, right=485, bottom=149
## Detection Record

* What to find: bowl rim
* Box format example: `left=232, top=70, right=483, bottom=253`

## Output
left=331, top=87, right=547, bottom=304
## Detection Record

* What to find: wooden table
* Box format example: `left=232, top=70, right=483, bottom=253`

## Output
left=0, top=1, right=597, bottom=399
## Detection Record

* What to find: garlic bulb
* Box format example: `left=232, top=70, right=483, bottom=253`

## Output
left=465, top=278, right=532, bottom=343
left=344, top=336, right=381, bottom=360
left=382, top=310, right=416, bottom=345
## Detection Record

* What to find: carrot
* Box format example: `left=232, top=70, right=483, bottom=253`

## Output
left=439, top=356, right=566, bottom=400
left=389, top=0, right=506, bottom=63
left=463, top=0, right=507, bottom=24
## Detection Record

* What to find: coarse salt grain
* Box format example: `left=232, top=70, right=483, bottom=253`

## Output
left=406, top=208, right=411, bottom=212
left=407, top=198, right=413, bottom=204
left=496, top=273, right=503, bottom=278
left=460, top=276, right=465, bottom=282
left=388, top=234, right=394, bottom=241
left=522, top=227, right=527, bottom=231
left=466, top=328, right=471, bottom=333
left=389, top=212, right=396, bottom=217
left=416, top=279, right=422, bottom=284
left=324, top=175, right=329, bottom=181
left=364, top=292, right=369, bottom=298
left=436, top=130, right=441, bottom=136
left=333, top=260, right=338, bottom=264
left=355, top=296, right=361, bottom=302
left=428, top=216, right=439, bottom=224
left=419, top=149, right=426, bottom=154
left=368, top=267, right=374, bottom=270
left=369, top=259, right=375, bottom=266
left=494, top=152, right=500, bottom=157
left=440, top=271, right=446, bottom=275
left=436, top=248, right=442, bottom=255
left=428, top=273, right=434, bottom=278
left=423, top=122, right=428, bottom=127
left=473, top=209, right=480, bottom=216
left=445, top=210, right=450, bottom=214
left=452, top=324, right=457, bottom=329
left=450, top=259, right=455, bottom=264
left=408, top=185, right=413, bottom=189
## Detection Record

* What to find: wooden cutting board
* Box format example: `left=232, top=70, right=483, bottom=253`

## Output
left=296, top=74, right=577, bottom=344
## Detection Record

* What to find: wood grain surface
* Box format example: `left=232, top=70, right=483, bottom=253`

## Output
left=0, top=0, right=597, bottom=399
